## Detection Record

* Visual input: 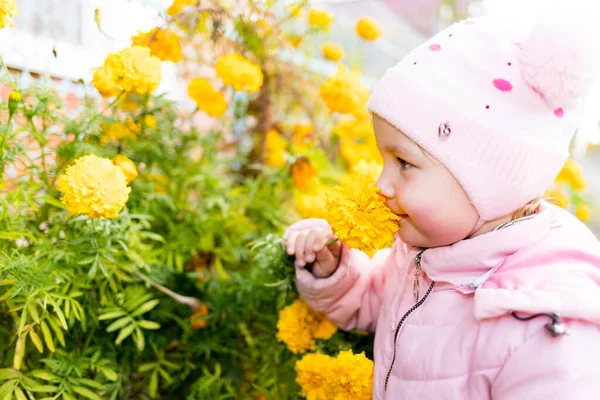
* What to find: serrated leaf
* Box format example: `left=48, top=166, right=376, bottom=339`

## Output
left=27, top=384, right=58, bottom=393
left=29, top=329, right=44, bottom=353
left=98, top=310, right=127, bottom=321
left=0, top=279, right=17, bottom=286
left=106, top=317, right=132, bottom=333
left=39, top=321, right=55, bottom=353
left=114, top=324, right=135, bottom=345
left=137, top=320, right=160, bottom=330
left=72, top=385, right=103, bottom=400
left=158, top=368, right=172, bottom=384
left=49, top=299, right=67, bottom=329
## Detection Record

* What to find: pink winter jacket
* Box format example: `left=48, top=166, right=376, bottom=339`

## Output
left=288, top=204, right=600, bottom=399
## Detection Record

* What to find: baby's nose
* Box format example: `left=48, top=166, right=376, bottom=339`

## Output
left=376, top=174, right=394, bottom=198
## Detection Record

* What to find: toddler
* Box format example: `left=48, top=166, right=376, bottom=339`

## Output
left=285, top=14, right=600, bottom=399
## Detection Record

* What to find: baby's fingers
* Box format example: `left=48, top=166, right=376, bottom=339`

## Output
left=312, top=231, right=337, bottom=253
left=285, top=230, right=300, bottom=255
left=294, top=231, right=309, bottom=268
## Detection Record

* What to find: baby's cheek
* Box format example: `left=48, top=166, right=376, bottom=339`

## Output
left=411, top=202, right=468, bottom=244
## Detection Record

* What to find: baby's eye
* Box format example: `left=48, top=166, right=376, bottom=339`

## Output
left=396, top=157, right=413, bottom=170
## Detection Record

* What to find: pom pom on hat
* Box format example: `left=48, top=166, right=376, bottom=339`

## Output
left=518, top=10, right=600, bottom=108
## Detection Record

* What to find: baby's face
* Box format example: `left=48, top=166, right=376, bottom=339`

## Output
left=373, top=115, right=479, bottom=248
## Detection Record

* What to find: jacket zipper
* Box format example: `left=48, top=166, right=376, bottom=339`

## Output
left=384, top=251, right=436, bottom=392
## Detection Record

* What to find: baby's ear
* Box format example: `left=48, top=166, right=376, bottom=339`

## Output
left=518, top=7, right=600, bottom=109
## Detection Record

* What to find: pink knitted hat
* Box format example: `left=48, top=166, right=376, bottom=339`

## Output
left=367, top=16, right=599, bottom=221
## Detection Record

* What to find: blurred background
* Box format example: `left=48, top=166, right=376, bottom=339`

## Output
left=1, top=0, right=598, bottom=232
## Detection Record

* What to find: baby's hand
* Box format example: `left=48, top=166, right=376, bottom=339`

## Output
left=284, top=222, right=342, bottom=278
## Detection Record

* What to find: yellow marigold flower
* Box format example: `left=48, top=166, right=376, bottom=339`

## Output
left=320, top=65, right=370, bottom=116
left=544, top=183, right=570, bottom=209
left=215, top=53, right=263, bottom=93
left=575, top=204, right=591, bottom=222
left=296, top=190, right=328, bottom=219
left=292, top=122, right=313, bottom=144
left=187, top=77, right=228, bottom=117
left=276, top=299, right=337, bottom=354
left=101, top=119, right=138, bottom=146
left=321, top=42, right=344, bottom=62
left=191, top=302, right=209, bottom=329
left=308, top=8, right=334, bottom=31
left=328, top=350, right=374, bottom=400
left=146, top=173, right=169, bottom=194
left=265, top=129, right=287, bottom=168
left=8, top=90, right=21, bottom=116
left=556, top=159, right=587, bottom=191
left=356, top=16, right=382, bottom=41
left=288, top=3, right=303, bottom=18
left=167, top=0, right=196, bottom=16
left=339, top=138, right=383, bottom=170
left=289, top=34, right=304, bottom=48
left=144, top=115, right=157, bottom=129
left=102, top=46, right=162, bottom=96
left=312, top=319, right=337, bottom=340
left=295, top=353, right=335, bottom=400
left=93, top=66, right=121, bottom=98
left=326, top=163, right=399, bottom=256
left=132, top=27, right=183, bottom=63
left=58, top=155, right=131, bottom=219
left=112, top=155, right=138, bottom=184
left=291, top=157, right=319, bottom=191
left=334, top=116, right=373, bottom=141
left=0, top=0, right=18, bottom=29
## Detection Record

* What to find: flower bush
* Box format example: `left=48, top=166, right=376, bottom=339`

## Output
left=0, top=0, right=596, bottom=399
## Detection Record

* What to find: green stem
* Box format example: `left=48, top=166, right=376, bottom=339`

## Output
left=0, top=114, right=13, bottom=170
left=28, top=117, right=51, bottom=190
left=79, top=90, right=125, bottom=134
left=325, top=237, right=338, bottom=246
left=0, top=53, right=15, bottom=87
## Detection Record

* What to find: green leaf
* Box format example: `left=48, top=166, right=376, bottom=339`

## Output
left=137, top=320, right=160, bottom=330
left=30, top=370, right=58, bottom=381
left=0, top=279, right=17, bottom=286
left=0, top=369, right=21, bottom=381
left=36, top=196, right=65, bottom=209
left=26, top=384, right=58, bottom=393
left=98, top=310, right=127, bottom=320
left=63, top=392, right=77, bottom=400
left=47, top=318, right=65, bottom=347
left=138, top=363, right=155, bottom=373
left=114, top=324, right=135, bottom=345
left=158, top=368, right=172, bottom=384
left=0, top=379, right=17, bottom=400
left=27, top=302, right=40, bottom=323
left=14, top=386, right=27, bottom=400
left=48, top=299, right=68, bottom=330
left=130, top=299, right=159, bottom=317
left=29, top=329, right=44, bottom=353
left=149, top=370, right=158, bottom=398
left=39, top=321, right=55, bottom=353
left=106, top=317, right=132, bottom=333
left=134, top=327, right=145, bottom=352
left=77, top=378, right=103, bottom=389
left=18, top=308, right=28, bottom=334
left=99, top=367, right=118, bottom=382
left=72, top=385, right=103, bottom=400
